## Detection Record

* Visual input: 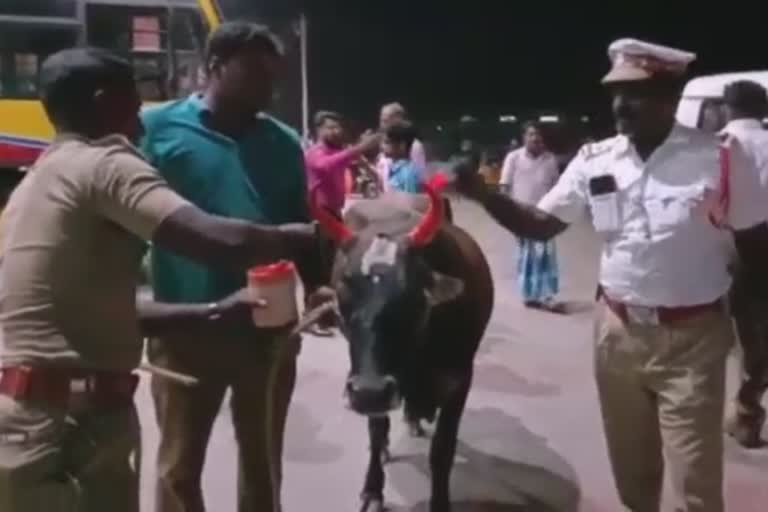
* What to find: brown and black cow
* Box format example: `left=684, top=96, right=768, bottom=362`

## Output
left=311, top=181, right=494, bottom=512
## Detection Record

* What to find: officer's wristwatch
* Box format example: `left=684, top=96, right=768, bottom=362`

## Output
left=206, top=302, right=222, bottom=322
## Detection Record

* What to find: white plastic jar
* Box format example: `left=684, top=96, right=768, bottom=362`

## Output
left=247, top=260, right=299, bottom=328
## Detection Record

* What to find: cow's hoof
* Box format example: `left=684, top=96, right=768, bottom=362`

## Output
left=408, top=420, right=427, bottom=438
left=360, top=495, right=385, bottom=512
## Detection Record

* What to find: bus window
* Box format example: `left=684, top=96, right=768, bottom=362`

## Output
left=86, top=3, right=206, bottom=101
left=0, top=0, right=77, bottom=18
left=698, top=99, right=726, bottom=133
left=0, top=23, right=78, bottom=99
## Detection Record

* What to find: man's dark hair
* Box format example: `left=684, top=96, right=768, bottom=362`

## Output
left=40, top=47, right=134, bottom=129
left=385, top=120, right=418, bottom=150
left=206, top=21, right=284, bottom=66
left=724, top=80, right=768, bottom=118
left=314, top=110, right=343, bottom=129
left=522, top=121, right=542, bottom=134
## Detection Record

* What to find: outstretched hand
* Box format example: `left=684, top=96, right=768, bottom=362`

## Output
left=451, top=155, right=488, bottom=201
left=216, top=287, right=266, bottom=331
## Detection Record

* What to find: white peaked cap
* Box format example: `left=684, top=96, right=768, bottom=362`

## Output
left=602, top=38, right=697, bottom=84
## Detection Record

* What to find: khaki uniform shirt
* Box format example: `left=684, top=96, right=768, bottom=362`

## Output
left=0, top=135, right=188, bottom=371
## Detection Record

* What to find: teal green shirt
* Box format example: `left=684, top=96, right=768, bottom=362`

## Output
left=141, top=94, right=308, bottom=303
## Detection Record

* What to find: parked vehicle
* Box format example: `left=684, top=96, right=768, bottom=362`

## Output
left=676, top=71, right=768, bottom=131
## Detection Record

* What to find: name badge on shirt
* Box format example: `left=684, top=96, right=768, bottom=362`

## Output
left=588, top=175, right=621, bottom=234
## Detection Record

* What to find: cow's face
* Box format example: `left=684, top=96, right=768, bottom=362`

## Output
left=311, top=180, right=463, bottom=416
left=334, top=234, right=463, bottom=415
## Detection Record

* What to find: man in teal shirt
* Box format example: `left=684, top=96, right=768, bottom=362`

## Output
left=141, top=22, right=322, bottom=512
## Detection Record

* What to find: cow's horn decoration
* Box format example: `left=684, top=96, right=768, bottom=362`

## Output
left=406, top=173, right=448, bottom=247
left=310, top=173, right=448, bottom=247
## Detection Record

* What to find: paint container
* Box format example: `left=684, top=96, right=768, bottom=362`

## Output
left=247, top=260, right=298, bottom=328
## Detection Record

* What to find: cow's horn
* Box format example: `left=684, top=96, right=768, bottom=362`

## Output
left=309, top=186, right=354, bottom=243
left=407, top=174, right=447, bottom=247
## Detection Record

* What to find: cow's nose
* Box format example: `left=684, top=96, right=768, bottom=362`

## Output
left=345, top=375, right=400, bottom=415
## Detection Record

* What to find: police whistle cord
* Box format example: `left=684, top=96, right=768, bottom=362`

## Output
left=139, top=300, right=339, bottom=387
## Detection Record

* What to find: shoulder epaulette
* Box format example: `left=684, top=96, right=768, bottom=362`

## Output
left=579, top=137, right=617, bottom=160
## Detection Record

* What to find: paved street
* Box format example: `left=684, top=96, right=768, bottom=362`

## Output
left=137, top=197, right=768, bottom=512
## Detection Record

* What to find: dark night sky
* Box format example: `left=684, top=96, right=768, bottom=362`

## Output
left=221, top=0, right=768, bottom=121
left=224, top=1, right=768, bottom=124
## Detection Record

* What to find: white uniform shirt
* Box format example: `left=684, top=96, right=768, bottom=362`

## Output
left=499, top=148, right=559, bottom=205
left=538, top=124, right=764, bottom=307
left=722, top=119, right=768, bottom=189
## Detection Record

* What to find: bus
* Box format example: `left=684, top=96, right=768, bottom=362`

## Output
left=0, top=0, right=223, bottom=199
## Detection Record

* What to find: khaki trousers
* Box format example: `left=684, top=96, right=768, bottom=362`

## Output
left=0, top=396, right=140, bottom=512
left=594, top=300, right=733, bottom=512
left=148, top=330, right=299, bottom=512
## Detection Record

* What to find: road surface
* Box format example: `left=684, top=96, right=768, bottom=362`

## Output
left=137, top=197, right=768, bottom=511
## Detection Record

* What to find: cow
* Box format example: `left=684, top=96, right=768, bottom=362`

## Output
left=311, top=180, right=494, bottom=512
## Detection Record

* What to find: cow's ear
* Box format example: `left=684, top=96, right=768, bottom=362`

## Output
left=425, top=271, right=464, bottom=306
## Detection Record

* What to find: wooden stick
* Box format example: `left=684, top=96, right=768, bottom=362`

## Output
left=139, top=362, right=199, bottom=387
left=291, top=301, right=338, bottom=336
left=139, top=301, right=338, bottom=387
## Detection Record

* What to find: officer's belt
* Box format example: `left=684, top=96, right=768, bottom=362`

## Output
left=597, top=286, right=723, bottom=326
left=0, top=366, right=138, bottom=408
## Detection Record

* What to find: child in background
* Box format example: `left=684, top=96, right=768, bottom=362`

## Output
left=382, top=121, right=423, bottom=193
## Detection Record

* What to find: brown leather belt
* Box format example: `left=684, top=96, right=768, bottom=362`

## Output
left=0, top=366, right=138, bottom=407
left=597, top=288, right=722, bottom=326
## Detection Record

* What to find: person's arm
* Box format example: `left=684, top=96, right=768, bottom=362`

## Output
left=137, top=300, right=212, bottom=337
left=90, top=151, right=319, bottom=272
left=307, top=146, right=362, bottom=177
left=306, top=132, right=382, bottom=177
left=498, top=152, right=515, bottom=195
left=454, top=149, right=589, bottom=241
left=151, top=206, right=316, bottom=269
left=137, top=288, right=265, bottom=337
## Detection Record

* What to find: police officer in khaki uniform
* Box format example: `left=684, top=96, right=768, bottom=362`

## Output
left=0, top=48, right=321, bottom=512
left=456, top=39, right=768, bottom=512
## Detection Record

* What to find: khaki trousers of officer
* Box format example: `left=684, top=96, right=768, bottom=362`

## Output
left=0, top=396, right=140, bottom=512
left=149, top=330, right=299, bottom=512
left=594, top=300, right=732, bottom=512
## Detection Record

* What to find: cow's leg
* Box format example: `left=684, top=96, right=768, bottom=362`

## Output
left=429, top=371, right=471, bottom=512
left=360, top=416, right=390, bottom=512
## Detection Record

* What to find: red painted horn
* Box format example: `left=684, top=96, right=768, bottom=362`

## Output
left=309, top=186, right=354, bottom=243
left=407, top=173, right=448, bottom=247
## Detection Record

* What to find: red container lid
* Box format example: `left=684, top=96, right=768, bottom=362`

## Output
left=248, top=260, right=296, bottom=284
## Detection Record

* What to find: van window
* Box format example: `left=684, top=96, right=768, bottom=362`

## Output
left=698, top=99, right=726, bottom=133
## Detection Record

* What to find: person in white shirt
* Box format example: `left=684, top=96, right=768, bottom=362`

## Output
left=376, top=102, right=427, bottom=191
left=500, top=122, right=563, bottom=312
left=454, top=39, right=768, bottom=512
left=721, top=80, right=768, bottom=448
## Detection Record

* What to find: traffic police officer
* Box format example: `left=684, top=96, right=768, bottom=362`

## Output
left=456, top=39, right=768, bottom=512
left=721, top=80, right=768, bottom=447
left=0, top=48, right=320, bottom=512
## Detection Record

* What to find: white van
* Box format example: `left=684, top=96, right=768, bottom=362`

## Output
left=676, top=71, right=768, bottom=131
